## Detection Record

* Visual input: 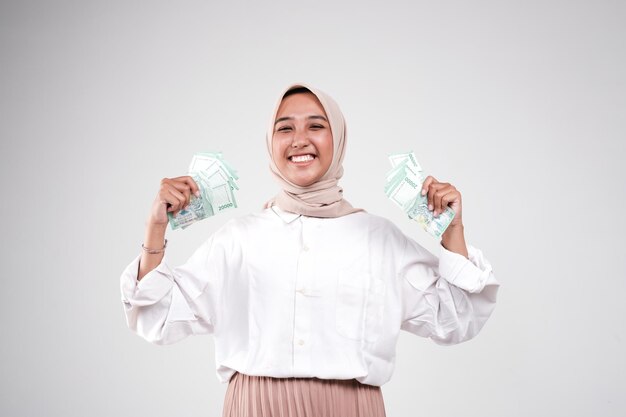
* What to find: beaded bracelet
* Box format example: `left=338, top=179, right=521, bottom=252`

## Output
left=141, top=239, right=168, bottom=254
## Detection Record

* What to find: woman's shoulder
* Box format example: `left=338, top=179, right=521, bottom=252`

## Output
left=346, top=209, right=404, bottom=231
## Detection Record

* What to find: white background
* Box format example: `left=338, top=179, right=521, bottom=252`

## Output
left=1, top=0, right=624, bottom=416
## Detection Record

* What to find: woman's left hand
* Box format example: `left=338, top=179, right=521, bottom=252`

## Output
left=421, top=175, right=464, bottom=228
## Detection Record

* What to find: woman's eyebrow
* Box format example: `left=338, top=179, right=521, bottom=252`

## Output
left=308, top=115, right=328, bottom=122
left=274, top=115, right=328, bottom=125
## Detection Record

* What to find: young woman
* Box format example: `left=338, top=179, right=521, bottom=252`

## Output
left=120, top=83, right=500, bottom=417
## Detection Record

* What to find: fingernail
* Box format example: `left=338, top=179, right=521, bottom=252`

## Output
left=421, top=189, right=426, bottom=195
left=428, top=204, right=433, bottom=211
left=195, top=191, right=200, bottom=197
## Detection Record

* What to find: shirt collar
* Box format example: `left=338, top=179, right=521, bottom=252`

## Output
left=269, top=205, right=302, bottom=224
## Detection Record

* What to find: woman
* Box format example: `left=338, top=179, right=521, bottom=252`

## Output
left=120, top=83, right=500, bottom=417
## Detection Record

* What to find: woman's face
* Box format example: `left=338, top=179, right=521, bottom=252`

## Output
left=272, top=92, right=334, bottom=187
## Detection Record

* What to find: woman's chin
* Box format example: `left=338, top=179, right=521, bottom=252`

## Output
left=292, top=179, right=316, bottom=187
left=289, top=174, right=321, bottom=187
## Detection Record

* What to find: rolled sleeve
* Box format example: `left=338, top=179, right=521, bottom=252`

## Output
left=438, top=242, right=498, bottom=294
left=400, top=236, right=500, bottom=345
left=119, top=236, right=220, bottom=345
left=120, top=254, right=175, bottom=307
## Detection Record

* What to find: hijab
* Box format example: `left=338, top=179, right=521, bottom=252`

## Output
left=264, top=83, right=364, bottom=218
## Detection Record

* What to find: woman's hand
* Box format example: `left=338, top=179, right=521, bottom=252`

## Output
left=148, top=176, right=201, bottom=226
left=420, top=175, right=463, bottom=228
left=421, top=175, right=468, bottom=257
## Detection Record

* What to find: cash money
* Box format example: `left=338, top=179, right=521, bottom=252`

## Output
left=384, top=151, right=455, bottom=238
left=168, top=152, right=239, bottom=230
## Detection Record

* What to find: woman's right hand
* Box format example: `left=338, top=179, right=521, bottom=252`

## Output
left=148, top=176, right=201, bottom=226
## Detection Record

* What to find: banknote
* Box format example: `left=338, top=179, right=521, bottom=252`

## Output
left=197, top=169, right=237, bottom=213
left=405, top=191, right=456, bottom=238
left=385, top=151, right=455, bottom=238
left=385, top=153, right=423, bottom=195
left=386, top=173, right=422, bottom=210
left=168, top=152, right=239, bottom=230
left=389, top=151, right=422, bottom=171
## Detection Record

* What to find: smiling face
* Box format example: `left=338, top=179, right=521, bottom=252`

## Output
left=272, top=92, right=334, bottom=187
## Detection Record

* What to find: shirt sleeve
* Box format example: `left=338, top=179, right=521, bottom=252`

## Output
left=399, top=234, right=500, bottom=345
left=119, top=234, right=224, bottom=345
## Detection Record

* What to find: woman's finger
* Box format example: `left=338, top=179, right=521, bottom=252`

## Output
left=436, top=188, right=458, bottom=216
left=432, top=185, right=450, bottom=215
left=421, top=176, right=437, bottom=211
left=427, top=181, right=448, bottom=213
left=171, top=176, right=201, bottom=198
left=186, top=176, right=201, bottom=197
left=165, top=187, right=187, bottom=214
left=421, top=176, right=437, bottom=196
left=157, top=191, right=180, bottom=215
left=168, top=180, right=193, bottom=208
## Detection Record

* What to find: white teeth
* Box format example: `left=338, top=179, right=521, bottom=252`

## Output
left=291, top=154, right=314, bottom=162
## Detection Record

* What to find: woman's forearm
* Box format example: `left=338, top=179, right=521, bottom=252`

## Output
left=138, top=222, right=168, bottom=281
left=441, top=224, right=468, bottom=259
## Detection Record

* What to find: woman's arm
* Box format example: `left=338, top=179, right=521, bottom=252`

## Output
left=120, top=235, right=220, bottom=345
left=120, top=175, right=211, bottom=344
left=137, top=176, right=201, bottom=281
left=138, top=223, right=167, bottom=281
left=399, top=233, right=499, bottom=345
left=441, top=224, right=468, bottom=259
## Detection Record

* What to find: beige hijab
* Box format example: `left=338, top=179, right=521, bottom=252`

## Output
left=264, top=83, right=364, bottom=218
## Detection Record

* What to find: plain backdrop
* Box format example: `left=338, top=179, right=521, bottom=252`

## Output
left=1, top=0, right=625, bottom=416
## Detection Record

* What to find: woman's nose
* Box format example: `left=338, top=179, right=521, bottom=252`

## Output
left=291, top=129, right=310, bottom=147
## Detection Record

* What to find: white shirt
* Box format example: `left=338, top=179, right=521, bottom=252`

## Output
left=120, top=206, right=499, bottom=387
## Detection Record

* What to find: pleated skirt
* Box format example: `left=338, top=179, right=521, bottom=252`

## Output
left=222, top=371, right=386, bottom=417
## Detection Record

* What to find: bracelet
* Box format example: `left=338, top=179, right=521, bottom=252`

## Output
left=142, top=239, right=167, bottom=254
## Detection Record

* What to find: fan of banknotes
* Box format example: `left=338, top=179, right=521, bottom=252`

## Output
left=167, top=152, right=239, bottom=230
left=385, top=151, right=455, bottom=238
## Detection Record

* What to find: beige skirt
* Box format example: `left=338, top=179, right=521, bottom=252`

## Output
left=222, top=371, right=386, bottom=417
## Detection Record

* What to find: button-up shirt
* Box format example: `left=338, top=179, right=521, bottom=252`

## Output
left=120, top=206, right=499, bottom=386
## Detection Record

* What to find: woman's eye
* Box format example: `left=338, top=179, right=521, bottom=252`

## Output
left=277, top=126, right=292, bottom=132
left=310, top=124, right=324, bottom=129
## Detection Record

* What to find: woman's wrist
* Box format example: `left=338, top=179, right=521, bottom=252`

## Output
left=441, top=223, right=468, bottom=259
left=143, top=221, right=168, bottom=249
left=138, top=222, right=167, bottom=281
left=145, top=213, right=169, bottom=228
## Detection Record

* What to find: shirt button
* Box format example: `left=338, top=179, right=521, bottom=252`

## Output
left=302, top=245, right=309, bottom=252
left=297, top=339, right=305, bottom=346
left=296, top=288, right=304, bottom=294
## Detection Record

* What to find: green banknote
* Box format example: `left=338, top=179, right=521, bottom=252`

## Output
left=385, top=151, right=455, bottom=239
left=168, top=152, right=239, bottom=230
left=405, top=192, right=456, bottom=238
